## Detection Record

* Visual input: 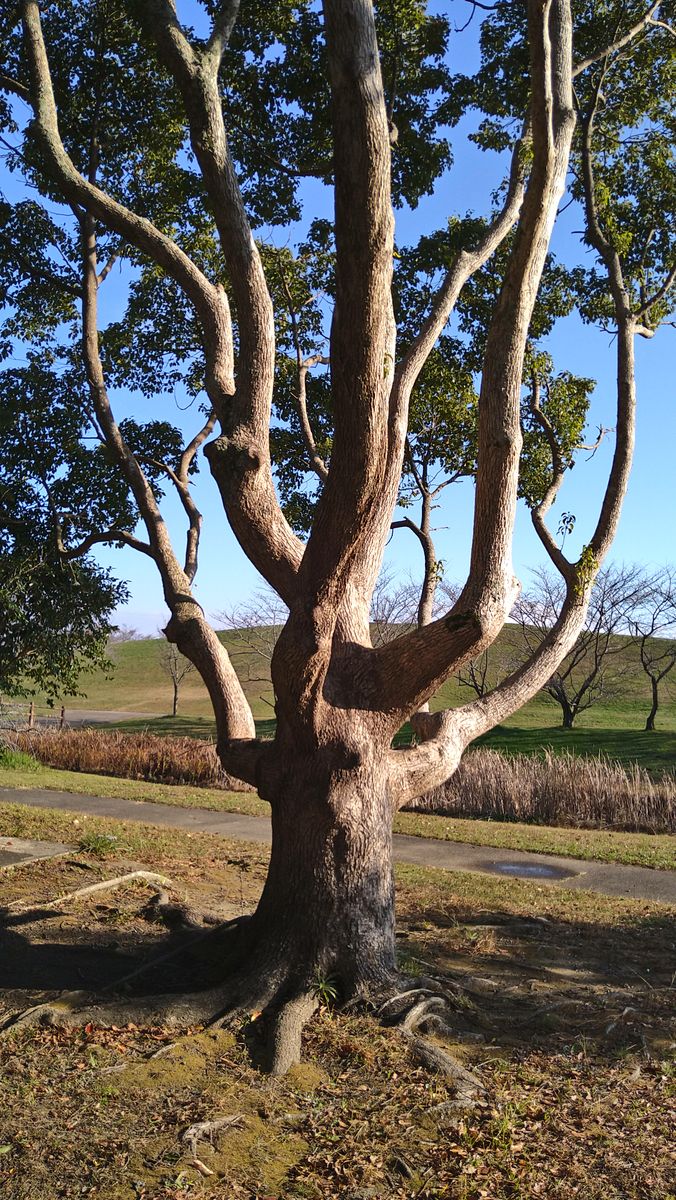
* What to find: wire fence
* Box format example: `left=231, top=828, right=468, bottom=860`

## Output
left=0, top=699, right=66, bottom=732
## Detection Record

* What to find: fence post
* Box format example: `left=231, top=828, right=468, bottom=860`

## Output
left=60, top=705, right=65, bottom=731
left=28, top=701, right=35, bottom=729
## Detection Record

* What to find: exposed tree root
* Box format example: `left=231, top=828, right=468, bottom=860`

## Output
left=139, top=886, right=221, bottom=932
left=379, top=978, right=486, bottom=1108
left=5, top=869, right=223, bottom=933
left=0, top=983, right=242, bottom=1036
left=406, top=1035, right=484, bottom=1107
left=2, top=879, right=489, bottom=1092
left=6, top=870, right=176, bottom=913
left=267, top=992, right=319, bottom=1076
left=183, top=1114, right=246, bottom=1157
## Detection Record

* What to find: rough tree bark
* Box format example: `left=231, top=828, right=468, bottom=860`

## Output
left=9, top=0, right=671, bottom=1065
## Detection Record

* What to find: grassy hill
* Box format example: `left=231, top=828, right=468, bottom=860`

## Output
left=62, top=624, right=675, bottom=723
left=43, top=624, right=676, bottom=775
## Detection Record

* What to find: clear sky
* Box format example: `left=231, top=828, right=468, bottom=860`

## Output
left=3, top=2, right=674, bottom=635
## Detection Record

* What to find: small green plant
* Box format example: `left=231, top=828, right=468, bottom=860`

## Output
left=0, top=746, right=40, bottom=771
left=77, top=832, right=122, bottom=858
left=396, top=950, right=420, bottom=977
left=312, top=972, right=339, bottom=1007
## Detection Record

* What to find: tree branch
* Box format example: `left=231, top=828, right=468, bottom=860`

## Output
left=572, top=1, right=661, bottom=76
left=410, top=90, right=645, bottom=759
left=97, top=251, right=119, bottom=286
left=280, top=273, right=330, bottom=483
left=294, top=0, right=396, bottom=615
left=131, top=0, right=304, bottom=605
left=138, top=409, right=217, bottom=583
left=392, top=119, right=529, bottom=407
left=373, top=0, right=578, bottom=727
left=57, top=527, right=155, bottom=561
left=204, top=0, right=240, bottom=70
left=635, top=262, right=676, bottom=319
left=526, top=373, right=574, bottom=578
left=0, top=72, right=30, bottom=100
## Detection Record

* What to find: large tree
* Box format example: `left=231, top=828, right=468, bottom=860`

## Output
left=1, top=0, right=674, bottom=1069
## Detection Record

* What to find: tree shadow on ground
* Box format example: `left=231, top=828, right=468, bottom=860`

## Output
left=0, top=853, right=673, bottom=1063
left=395, top=896, right=675, bottom=1058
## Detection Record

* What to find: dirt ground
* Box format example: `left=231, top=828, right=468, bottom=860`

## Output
left=0, top=815, right=674, bottom=1200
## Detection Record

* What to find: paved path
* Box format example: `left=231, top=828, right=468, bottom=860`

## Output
left=38, top=709, right=158, bottom=726
left=1, top=787, right=675, bottom=904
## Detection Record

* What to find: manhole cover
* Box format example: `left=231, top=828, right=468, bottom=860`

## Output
left=0, top=836, right=70, bottom=870
left=484, top=860, right=577, bottom=881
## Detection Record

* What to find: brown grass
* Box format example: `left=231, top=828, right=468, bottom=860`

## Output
left=411, top=746, right=676, bottom=833
left=14, top=727, right=254, bottom=792
left=13, top=728, right=676, bottom=834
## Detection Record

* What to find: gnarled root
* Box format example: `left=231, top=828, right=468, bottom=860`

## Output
left=0, top=927, right=321, bottom=1079
left=406, top=1035, right=484, bottom=1108
left=0, top=981, right=245, bottom=1036
left=139, top=887, right=221, bottom=932
left=379, top=979, right=486, bottom=1108
left=183, top=1114, right=246, bottom=1157
left=6, top=871, right=176, bottom=913
left=5, top=870, right=215, bottom=933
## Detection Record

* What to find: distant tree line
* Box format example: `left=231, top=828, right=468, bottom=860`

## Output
left=222, top=564, right=676, bottom=733
left=458, top=564, right=676, bottom=732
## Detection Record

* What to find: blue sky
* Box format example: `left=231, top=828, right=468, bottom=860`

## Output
left=3, top=2, right=674, bottom=635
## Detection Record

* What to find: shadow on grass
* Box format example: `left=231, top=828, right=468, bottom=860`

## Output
left=0, top=902, right=242, bottom=1001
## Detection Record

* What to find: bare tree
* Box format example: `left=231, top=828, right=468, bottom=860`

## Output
left=108, top=625, right=143, bottom=644
left=369, top=569, right=419, bottom=647
left=218, top=589, right=288, bottom=709
left=456, top=649, right=494, bottom=701
left=515, top=565, right=648, bottom=728
left=158, top=642, right=195, bottom=718
left=3, top=0, right=673, bottom=1070
left=630, top=567, right=676, bottom=731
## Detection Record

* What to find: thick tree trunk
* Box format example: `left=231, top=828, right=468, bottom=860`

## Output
left=559, top=696, right=575, bottom=728
left=248, top=744, right=397, bottom=1000
left=645, top=677, right=659, bottom=732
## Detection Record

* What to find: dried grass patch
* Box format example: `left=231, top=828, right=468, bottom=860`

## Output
left=411, top=746, right=676, bottom=833
left=14, top=727, right=254, bottom=793
left=10, top=728, right=676, bottom=834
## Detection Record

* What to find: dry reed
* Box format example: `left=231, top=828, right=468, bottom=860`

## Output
left=409, top=747, right=676, bottom=834
left=12, top=729, right=676, bottom=833
left=14, top=728, right=254, bottom=792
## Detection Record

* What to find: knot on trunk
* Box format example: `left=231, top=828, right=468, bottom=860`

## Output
left=410, top=710, right=450, bottom=743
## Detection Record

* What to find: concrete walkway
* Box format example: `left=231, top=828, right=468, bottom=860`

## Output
left=36, top=709, right=158, bottom=727
left=1, top=786, right=675, bottom=904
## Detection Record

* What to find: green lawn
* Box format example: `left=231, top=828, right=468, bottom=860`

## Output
left=59, top=627, right=675, bottom=775
left=475, top=724, right=676, bottom=775
left=2, top=762, right=674, bottom=870
left=38, top=624, right=676, bottom=736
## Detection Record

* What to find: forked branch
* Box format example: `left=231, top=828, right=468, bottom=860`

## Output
left=377, top=0, right=577, bottom=724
